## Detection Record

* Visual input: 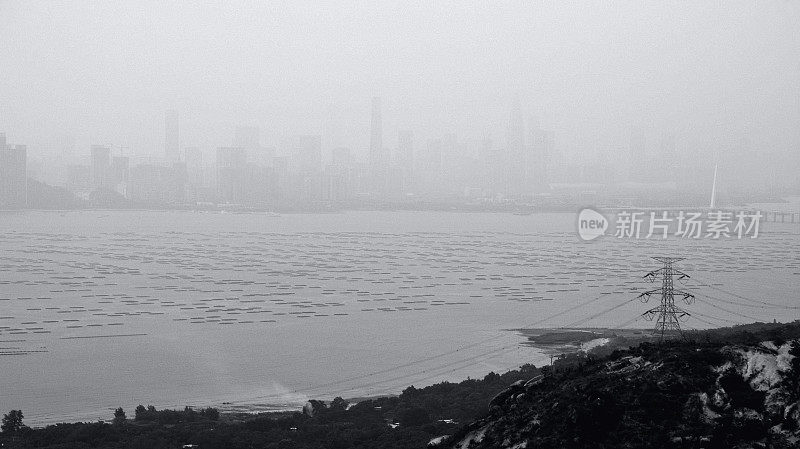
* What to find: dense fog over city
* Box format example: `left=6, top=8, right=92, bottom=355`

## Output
left=1, top=1, right=799, bottom=203
left=4, top=3, right=800, bottom=444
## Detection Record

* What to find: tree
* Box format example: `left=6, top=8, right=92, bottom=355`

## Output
left=113, top=407, right=126, bottom=425
left=1, top=410, right=24, bottom=434
left=134, top=405, right=147, bottom=421
left=398, top=407, right=431, bottom=427
left=184, top=406, right=197, bottom=422
left=134, top=405, right=159, bottom=422
left=330, top=397, right=349, bottom=411
left=199, top=407, right=219, bottom=421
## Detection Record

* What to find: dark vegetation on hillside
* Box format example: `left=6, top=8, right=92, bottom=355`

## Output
left=447, top=321, right=800, bottom=449
left=2, top=322, right=799, bottom=449
left=0, top=366, right=540, bottom=449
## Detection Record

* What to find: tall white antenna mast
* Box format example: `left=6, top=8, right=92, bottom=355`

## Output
left=709, top=164, right=718, bottom=209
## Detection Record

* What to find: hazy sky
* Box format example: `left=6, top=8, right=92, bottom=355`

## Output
left=1, top=1, right=798, bottom=165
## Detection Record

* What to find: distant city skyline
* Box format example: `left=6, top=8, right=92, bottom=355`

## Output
left=2, top=85, right=798, bottom=211
left=1, top=2, right=798, bottom=176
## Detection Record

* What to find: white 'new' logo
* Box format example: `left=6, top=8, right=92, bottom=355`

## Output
left=577, top=208, right=608, bottom=241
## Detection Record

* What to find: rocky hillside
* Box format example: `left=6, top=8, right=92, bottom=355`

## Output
left=442, top=335, right=800, bottom=449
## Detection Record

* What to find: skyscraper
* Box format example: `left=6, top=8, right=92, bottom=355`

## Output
left=0, top=142, right=27, bottom=209
left=184, top=147, right=205, bottom=192
left=90, top=145, right=112, bottom=190
left=234, top=126, right=273, bottom=167
left=128, top=164, right=186, bottom=205
left=416, top=138, right=443, bottom=195
left=369, top=97, right=383, bottom=168
left=397, top=130, right=413, bottom=190
left=111, top=156, right=130, bottom=196
left=216, top=147, right=247, bottom=204
left=529, top=125, right=554, bottom=193
left=165, top=109, right=180, bottom=163
left=506, top=98, right=526, bottom=195
left=369, top=97, right=389, bottom=194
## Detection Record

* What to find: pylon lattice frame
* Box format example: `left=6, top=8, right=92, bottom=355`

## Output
left=637, top=257, right=695, bottom=341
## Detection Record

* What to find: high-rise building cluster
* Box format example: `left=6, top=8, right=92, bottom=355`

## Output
left=3, top=97, right=721, bottom=210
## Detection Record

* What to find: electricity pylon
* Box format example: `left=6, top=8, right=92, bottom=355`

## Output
left=637, top=257, right=695, bottom=341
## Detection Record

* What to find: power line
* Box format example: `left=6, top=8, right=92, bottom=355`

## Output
left=330, top=267, right=735, bottom=401
left=369, top=292, right=666, bottom=396
left=689, top=275, right=800, bottom=310
left=693, top=295, right=762, bottom=322
left=687, top=309, right=739, bottom=326
left=226, top=292, right=611, bottom=404
left=609, top=314, right=644, bottom=330
left=231, top=255, right=792, bottom=405
left=561, top=296, right=640, bottom=328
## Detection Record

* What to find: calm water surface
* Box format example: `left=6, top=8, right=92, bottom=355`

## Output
left=0, top=210, right=798, bottom=425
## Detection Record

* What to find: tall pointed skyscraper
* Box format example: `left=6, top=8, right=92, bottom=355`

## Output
left=709, top=164, right=718, bottom=209
left=165, top=110, right=180, bottom=163
left=369, top=97, right=383, bottom=169
left=398, top=130, right=414, bottom=190
left=528, top=119, right=553, bottom=193
left=506, top=97, right=526, bottom=195
left=369, top=97, right=388, bottom=193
